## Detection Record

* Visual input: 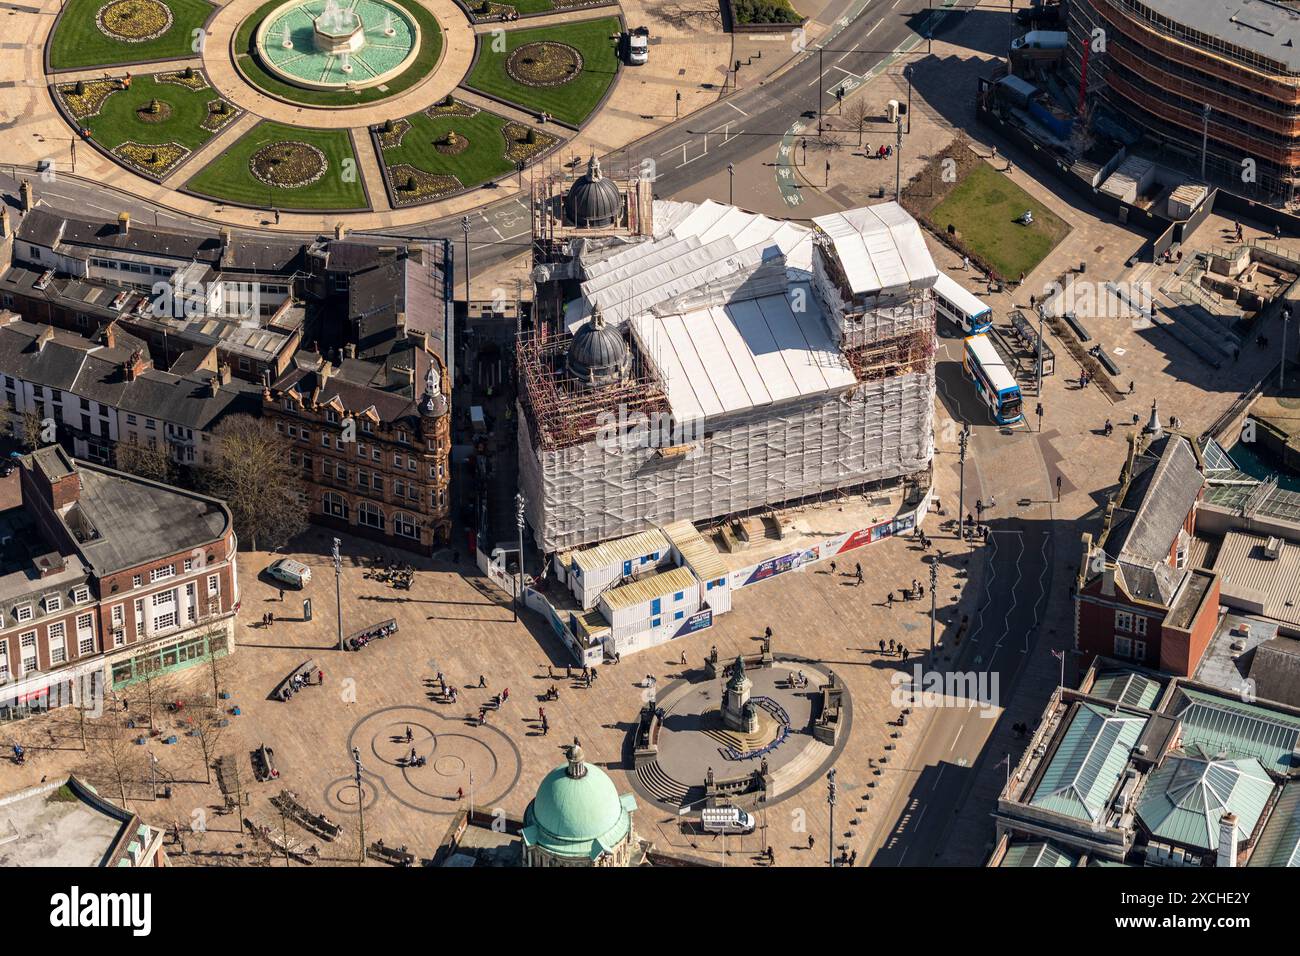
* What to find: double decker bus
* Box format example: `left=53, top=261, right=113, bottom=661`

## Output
left=933, top=272, right=993, bottom=334
left=962, top=334, right=1023, bottom=425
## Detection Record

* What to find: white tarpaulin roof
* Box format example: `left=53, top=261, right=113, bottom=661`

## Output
left=565, top=200, right=815, bottom=332
left=629, top=285, right=854, bottom=423
left=812, top=202, right=937, bottom=297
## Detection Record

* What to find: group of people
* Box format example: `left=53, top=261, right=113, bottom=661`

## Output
left=280, top=668, right=323, bottom=701
left=786, top=670, right=810, bottom=689
left=876, top=638, right=910, bottom=660
left=872, top=144, right=894, bottom=160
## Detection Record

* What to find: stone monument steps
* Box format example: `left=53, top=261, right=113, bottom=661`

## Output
left=767, top=740, right=832, bottom=796
left=636, top=759, right=691, bottom=806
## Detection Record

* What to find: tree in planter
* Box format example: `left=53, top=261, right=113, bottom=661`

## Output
left=115, top=439, right=174, bottom=484
left=190, top=706, right=226, bottom=786
left=201, top=415, right=308, bottom=552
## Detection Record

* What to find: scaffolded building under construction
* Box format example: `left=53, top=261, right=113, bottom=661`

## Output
left=518, top=186, right=938, bottom=554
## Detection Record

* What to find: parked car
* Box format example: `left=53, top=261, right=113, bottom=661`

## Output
left=1016, top=3, right=1062, bottom=26
left=267, top=558, right=312, bottom=589
left=625, top=27, right=649, bottom=65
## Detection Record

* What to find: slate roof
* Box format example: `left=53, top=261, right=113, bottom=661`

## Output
left=1246, top=637, right=1300, bottom=710
left=1099, top=434, right=1204, bottom=606
left=71, top=464, right=230, bottom=574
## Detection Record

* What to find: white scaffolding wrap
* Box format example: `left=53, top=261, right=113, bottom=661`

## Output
left=812, top=203, right=938, bottom=297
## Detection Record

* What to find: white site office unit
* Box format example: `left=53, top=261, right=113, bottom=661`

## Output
left=662, top=520, right=732, bottom=614
left=599, top=566, right=701, bottom=654
left=556, top=528, right=672, bottom=610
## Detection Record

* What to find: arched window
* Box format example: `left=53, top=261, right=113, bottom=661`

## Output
left=358, top=501, right=385, bottom=531
left=393, top=512, right=418, bottom=540
left=323, top=492, right=348, bottom=520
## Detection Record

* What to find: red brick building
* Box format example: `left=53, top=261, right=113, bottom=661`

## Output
left=262, top=345, right=451, bottom=554
left=0, top=445, right=238, bottom=721
left=1075, top=425, right=1221, bottom=676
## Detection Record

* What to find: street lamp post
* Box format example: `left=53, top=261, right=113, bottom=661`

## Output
left=894, top=117, right=902, bottom=201
left=1283, top=307, right=1291, bottom=391
left=1200, top=104, right=1211, bottom=182
left=826, top=768, right=837, bottom=868
left=817, top=47, right=824, bottom=136
left=1036, top=302, right=1046, bottom=396
left=929, top=559, right=938, bottom=655
left=958, top=426, right=970, bottom=540
left=332, top=537, right=344, bottom=652
left=352, top=746, right=365, bottom=864
left=727, top=162, right=734, bottom=205
left=515, top=493, right=526, bottom=622
left=461, top=215, right=472, bottom=311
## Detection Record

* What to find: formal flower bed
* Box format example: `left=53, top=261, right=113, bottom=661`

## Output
left=388, top=163, right=461, bottom=205
left=201, top=98, right=239, bottom=132
left=115, top=140, right=188, bottom=176
left=501, top=121, right=556, bottom=164
left=506, top=41, right=583, bottom=87
left=96, top=0, right=175, bottom=42
left=135, top=99, right=173, bottom=123
left=155, top=67, right=209, bottom=91
left=433, top=130, right=470, bottom=155
left=57, top=79, right=120, bottom=120
left=249, top=141, right=328, bottom=188
left=425, top=97, right=479, bottom=119
left=375, top=117, right=412, bottom=149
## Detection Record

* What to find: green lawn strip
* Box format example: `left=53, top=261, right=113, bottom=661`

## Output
left=233, top=0, right=442, bottom=108
left=930, top=162, right=1071, bottom=279
left=49, top=0, right=215, bottom=70
left=381, top=109, right=516, bottom=190
left=78, top=74, right=222, bottom=151
left=465, top=16, right=620, bottom=126
left=184, top=121, right=368, bottom=209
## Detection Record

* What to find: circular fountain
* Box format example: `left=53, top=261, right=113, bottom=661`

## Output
left=254, top=0, right=421, bottom=92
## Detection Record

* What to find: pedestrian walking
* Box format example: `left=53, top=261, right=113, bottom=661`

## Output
left=318, top=669, right=324, bottom=685
left=829, top=560, right=837, bottom=575
left=887, top=591, right=895, bottom=608
left=456, top=787, right=463, bottom=800
left=268, top=611, right=274, bottom=627
left=405, top=726, right=413, bottom=743
left=764, top=626, right=773, bottom=641
left=478, top=675, right=486, bottom=688
left=502, top=687, right=509, bottom=702
left=961, top=255, right=970, bottom=271
left=878, top=639, right=886, bottom=655
left=680, top=650, right=687, bottom=664
left=889, top=639, right=896, bottom=654
left=808, top=834, right=815, bottom=850
left=539, top=707, right=545, bottom=721
left=855, top=567, right=863, bottom=587
left=278, top=588, right=285, bottom=602
left=901, top=645, right=910, bottom=661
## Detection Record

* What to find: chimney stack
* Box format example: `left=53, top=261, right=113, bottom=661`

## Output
left=123, top=347, right=146, bottom=381
left=19, top=180, right=33, bottom=212
left=1217, top=812, right=1239, bottom=867
left=117, top=212, right=130, bottom=236
left=219, top=227, right=234, bottom=269
left=334, top=222, right=348, bottom=240
left=0, top=206, right=9, bottom=238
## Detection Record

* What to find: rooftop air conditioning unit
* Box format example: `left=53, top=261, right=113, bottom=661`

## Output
left=1263, top=536, right=1284, bottom=560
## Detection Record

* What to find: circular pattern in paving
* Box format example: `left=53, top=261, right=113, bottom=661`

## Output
left=327, top=705, right=521, bottom=816
left=505, top=41, right=583, bottom=87
left=249, top=140, right=328, bottom=187
left=97, top=0, right=174, bottom=43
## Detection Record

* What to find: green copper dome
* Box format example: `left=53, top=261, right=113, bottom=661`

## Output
left=521, top=741, right=636, bottom=860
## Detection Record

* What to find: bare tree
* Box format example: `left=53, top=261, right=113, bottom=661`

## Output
left=190, top=707, right=226, bottom=785
left=82, top=724, right=148, bottom=809
left=134, top=655, right=179, bottom=735
left=14, top=408, right=46, bottom=451
left=203, top=625, right=232, bottom=707
left=114, top=440, right=175, bottom=484
left=846, top=99, right=871, bottom=147
left=200, top=415, right=307, bottom=551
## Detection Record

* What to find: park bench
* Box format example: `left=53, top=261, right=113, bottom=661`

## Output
left=252, top=744, right=279, bottom=783
left=271, top=659, right=318, bottom=702
left=270, top=789, right=341, bottom=841
left=368, top=840, right=415, bottom=866
left=344, top=618, right=398, bottom=651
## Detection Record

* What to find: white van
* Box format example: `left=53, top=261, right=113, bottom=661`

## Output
left=700, top=806, right=755, bottom=834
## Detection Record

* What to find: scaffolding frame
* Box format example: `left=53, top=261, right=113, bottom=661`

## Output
left=515, top=328, right=670, bottom=452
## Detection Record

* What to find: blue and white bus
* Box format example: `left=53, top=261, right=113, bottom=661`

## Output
left=933, top=272, right=993, bottom=334
left=963, top=334, right=1023, bottom=425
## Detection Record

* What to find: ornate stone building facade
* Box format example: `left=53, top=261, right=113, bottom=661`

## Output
left=262, top=351, right=451, bottom=554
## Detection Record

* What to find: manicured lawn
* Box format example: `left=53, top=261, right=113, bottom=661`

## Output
left=49, top=0, right=215, bottom=70
left=233, top=0, right=442, bottom=108
left=185, top=121, right=368, bottom=210
left=63, top=72, right=238, bottom=179
left=466, top=16, right=620, bottom=126
left=376, top=101, right=557, bottom=204
left=930, top=162, right=1071, bottom=279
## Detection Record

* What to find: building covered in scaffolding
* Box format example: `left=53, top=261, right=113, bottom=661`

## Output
left=518, top=158, right=938, bottom=553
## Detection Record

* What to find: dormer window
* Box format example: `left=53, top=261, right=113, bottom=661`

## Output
left=326, top=409, right=339, bottom=424
left=44, top=594, right=62, bottom=613
left=15, top=603, right=32, bottom=623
